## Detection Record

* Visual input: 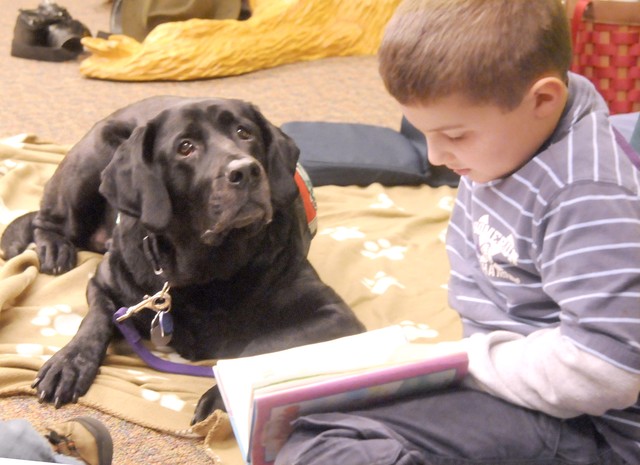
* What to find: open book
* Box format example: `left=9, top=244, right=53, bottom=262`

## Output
left=214, top=323, right=468, bottom=465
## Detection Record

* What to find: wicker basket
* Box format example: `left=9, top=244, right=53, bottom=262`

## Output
left=569, top=0, right=640, bottom=114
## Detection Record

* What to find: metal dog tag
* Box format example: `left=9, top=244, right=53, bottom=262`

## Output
left=150, top=311, right=173, bottom=347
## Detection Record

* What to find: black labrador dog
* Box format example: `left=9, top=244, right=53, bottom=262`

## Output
left=1, top=96, right=365, bottom=423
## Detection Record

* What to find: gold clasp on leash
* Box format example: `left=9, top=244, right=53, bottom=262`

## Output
left=116, top=281, right=172, bottom=322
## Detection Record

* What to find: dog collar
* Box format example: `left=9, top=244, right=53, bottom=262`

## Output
left=113, top=306, right=215, bottom=377
left=295, top=163, right=317, bottom=237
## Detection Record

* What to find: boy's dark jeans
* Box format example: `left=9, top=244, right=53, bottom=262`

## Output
left=274, top=388, right=624, bottom=465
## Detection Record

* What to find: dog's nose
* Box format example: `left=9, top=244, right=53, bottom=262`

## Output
left=226, top=159, right=262, bottom=187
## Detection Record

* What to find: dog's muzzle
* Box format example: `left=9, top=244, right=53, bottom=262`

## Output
left=201, top=157, right=273, bottom=246
left=225, top=158, right=262, bottom=188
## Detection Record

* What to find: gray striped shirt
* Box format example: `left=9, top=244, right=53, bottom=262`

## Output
left=447, top=73, right=640, bottom=462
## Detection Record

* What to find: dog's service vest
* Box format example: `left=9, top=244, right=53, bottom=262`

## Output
left=294, top=163, right=317, bottom=238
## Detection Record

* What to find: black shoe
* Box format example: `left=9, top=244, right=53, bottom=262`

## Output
left=11, top=2, right=91, bottom=62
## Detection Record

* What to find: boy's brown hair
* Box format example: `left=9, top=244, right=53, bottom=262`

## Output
left=378, top=0, right=572, bottom=110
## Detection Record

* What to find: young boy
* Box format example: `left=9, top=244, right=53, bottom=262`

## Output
left=274, top=1, right=640, bottom=464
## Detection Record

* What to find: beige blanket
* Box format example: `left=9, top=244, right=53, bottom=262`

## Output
left=0, top=135, right=460, bottom=463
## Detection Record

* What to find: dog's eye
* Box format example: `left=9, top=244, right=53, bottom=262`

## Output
left=177, top=140, right=195, bottom=157
left=236, top=126, right=252, bottom=140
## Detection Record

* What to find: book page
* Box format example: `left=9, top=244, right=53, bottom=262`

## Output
left=255, top=339, right=465, bottom=395
left=216, top=325, right=408, bottom=393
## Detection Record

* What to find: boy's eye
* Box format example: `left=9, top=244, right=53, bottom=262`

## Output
left=445, top=133, right=465, bottom=141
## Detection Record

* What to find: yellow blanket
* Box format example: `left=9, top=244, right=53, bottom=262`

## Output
left=0, top=135, right=460, bottom=463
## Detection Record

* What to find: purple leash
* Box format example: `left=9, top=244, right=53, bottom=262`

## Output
left=113, top=306, right=215, bottom=378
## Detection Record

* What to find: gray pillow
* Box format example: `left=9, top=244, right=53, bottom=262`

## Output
left=281, top=120, right=459, bottom=187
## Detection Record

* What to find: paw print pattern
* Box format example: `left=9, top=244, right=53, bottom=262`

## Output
left=438, top=227, right=447, bottom=244
left=320, top=226, right=366, bottom=241
left=361, top=271, right=406, bottom=295
left=140, top=388, right=187, bottom=412
left=31, top=305, right=82, bottom=338
left=438, top=195, right=456, bottom=212
left=399, top=321, right=440, bottom=340
left=0, top=159, right=20, bottom=177
left=135, top=352, right=197, bottom=412
left=370, top=193, right=406, bottom=211
left=361, top=238, right=407, bottom=261
left=15, top=343, right=45, bottom=357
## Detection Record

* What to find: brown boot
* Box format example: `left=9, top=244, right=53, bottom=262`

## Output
left=46, top=416, right=113, bottom=465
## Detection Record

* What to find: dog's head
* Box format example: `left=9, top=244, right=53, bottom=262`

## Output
left=98, top=98, right=300, bottom=246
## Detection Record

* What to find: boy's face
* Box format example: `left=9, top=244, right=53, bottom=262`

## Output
left=400, top=94, right=542, bottom=184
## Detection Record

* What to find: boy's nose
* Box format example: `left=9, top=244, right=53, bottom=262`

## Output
left=426, top=140, right=448, bottom=166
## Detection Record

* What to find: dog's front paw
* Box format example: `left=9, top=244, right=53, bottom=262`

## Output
left=33, top=345, right=101, bottom=408
left=33, top=228, right=77, bottom=274
left=192, top=384, right=226, bottom=425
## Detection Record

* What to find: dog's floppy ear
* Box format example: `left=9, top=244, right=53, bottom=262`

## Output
left=99, top=122, right=172, bottom=232
left=251, top=105, right=301, bottom=208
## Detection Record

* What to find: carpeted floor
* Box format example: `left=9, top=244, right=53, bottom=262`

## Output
left=2, top=396, right=217, bottom=465
left=0, top=1, right=404, bottom=464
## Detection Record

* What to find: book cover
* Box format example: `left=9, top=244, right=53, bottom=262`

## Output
left=214, top=324, right=468, bottom=465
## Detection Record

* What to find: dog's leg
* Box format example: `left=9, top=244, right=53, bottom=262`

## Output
left=242, top=304, right=365, bottom=356
left=32, top=224, right=77, bottom=275
left=32, top=168, right=104, bottom=274
left=0, top=211, right=36, bottom=259
left=29, top=128, right=117, bottom=275
left=192, top=385, right=226, bottom=424
left=33, top=278, right=117, bottom=407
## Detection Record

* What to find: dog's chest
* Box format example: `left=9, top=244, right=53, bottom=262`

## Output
left=156, top=287, right=270, bottom=360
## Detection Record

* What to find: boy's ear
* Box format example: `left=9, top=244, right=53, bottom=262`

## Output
left=529, top=76, right=568, bottom=119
